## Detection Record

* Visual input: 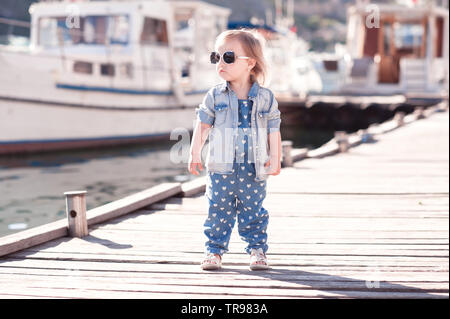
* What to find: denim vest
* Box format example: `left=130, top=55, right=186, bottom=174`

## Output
left=195, top=80, right=281, bottom=182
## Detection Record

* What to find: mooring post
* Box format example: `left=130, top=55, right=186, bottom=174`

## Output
left=64, top=190, right=88, bottom=238
left=414, top=107, right=425, bottom=119
left=438, top=100, right=449, bottom=112
left=334, top=131, right=349, bottom=152
left=281, top=140, right=293, bottom=167
left=394, top=111, right=405, bottom=126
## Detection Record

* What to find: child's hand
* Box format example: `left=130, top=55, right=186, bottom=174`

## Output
left=264, top=157, right=281, bottom=175
left=188, top=153, right=204, bottom=176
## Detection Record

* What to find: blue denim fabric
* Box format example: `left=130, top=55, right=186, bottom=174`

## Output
left=203, top=161, right=269, bottom=255
left=203, top=98, right=269, bottom=255
left=195, top=81, right=281, bottom=182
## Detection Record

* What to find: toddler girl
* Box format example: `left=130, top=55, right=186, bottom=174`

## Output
left=188, top=29, right=282, bottom=271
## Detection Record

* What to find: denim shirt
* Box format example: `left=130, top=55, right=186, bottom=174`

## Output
left=195, top=80, right=281, bottom=181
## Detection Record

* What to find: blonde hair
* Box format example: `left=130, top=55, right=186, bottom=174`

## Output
left=215, top=29, right=269, bottom=86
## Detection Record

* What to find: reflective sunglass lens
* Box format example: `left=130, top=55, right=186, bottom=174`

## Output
left=210, top=52, right=219, bottom=64
left=210, top=51, right=236, bottom=64
left=223, top=51, right=235, bottom=64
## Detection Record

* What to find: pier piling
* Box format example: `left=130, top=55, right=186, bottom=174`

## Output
left=64, top=191, right=88, bottom=238
left=334, top=131, right=349, bottom=152
left=394, top=111, right=406, bottom=126
left=281, top=140, right=293, bottom=167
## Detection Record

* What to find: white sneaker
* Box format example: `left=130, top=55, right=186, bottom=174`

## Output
left=249, top=248, right=270, bottom=270
left=201, top=253, right=222, bottom=270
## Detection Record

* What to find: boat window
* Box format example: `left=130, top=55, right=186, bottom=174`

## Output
left=108, top=15, right=129, bottom=45
left=140, top=17, right=169, bottom=45
left=73, top=61, right=93, bottom=74
left=383, top=23, right=392, bottom=56
left=100, top=63, right=115, bottom=76
left=38, top=15, right=130, bottom=47
left=393, top=22, right=424, bottom=57
left=323, top=60, right=338, bottom=72
left=84, top=16, right=107, bottom=44
left=173, top=10, right=195, bottom=78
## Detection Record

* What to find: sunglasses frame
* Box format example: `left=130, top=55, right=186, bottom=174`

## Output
left=210, top=51, right=250, bottom=64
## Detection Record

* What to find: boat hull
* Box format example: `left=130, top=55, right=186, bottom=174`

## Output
left=0, top=98, right=197, bottom=155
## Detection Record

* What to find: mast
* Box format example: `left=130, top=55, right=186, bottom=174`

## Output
left=275, top=0, right=294, bottom=29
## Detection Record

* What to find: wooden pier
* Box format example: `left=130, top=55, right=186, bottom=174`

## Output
left=0, top=103, right=448, bottom=299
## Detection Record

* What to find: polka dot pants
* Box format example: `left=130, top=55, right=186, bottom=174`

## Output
left=203, top=160, right=269, bottom=256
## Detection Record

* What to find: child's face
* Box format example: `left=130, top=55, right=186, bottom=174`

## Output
left=215, top=39, right=255, bottom=83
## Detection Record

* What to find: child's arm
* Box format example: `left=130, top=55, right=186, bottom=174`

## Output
left=189, top=89, right=215, bottom=175
left=264, top=92, right=282, bottom=175
left=189, top=120, right=212, bottom=175
left=264, top=131, right=282, bottom=175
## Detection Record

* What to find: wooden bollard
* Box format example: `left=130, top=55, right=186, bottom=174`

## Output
left=437, top=100, right=449, bottom=112
left=64, top=190, right=88, bottom=238
left=394, top=112, right=405, bottom=126
left=414, top=107, right=425, bottom=119
left=334, top=131, right=349, bottom=152
left=281, top=140, right=293, bottom=167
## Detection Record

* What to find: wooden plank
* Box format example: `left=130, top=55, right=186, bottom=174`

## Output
left=306, top=141, right=340, bottom=158
left=179, top=176, right=206, bottom=197
left=81, top=228, right=450, bottom=243
left=135, top=207, right=450, bottom=218
left=0, top=288, right=269, bottom=299
left=290, top=148, right=308, bottom=162
left=91, top=206, right=450, bottom=219
left=0, top=183, right=182, bottom=258
left=0, top=220, right=67, bottom=259
left=87, top=182, right=182, bottom=226
left=0, top=274, right=447, bottom=295
left=89, top=211, right=448, bottom=225
left=1, top=266, right=448, bottom=283
left=14, top=237, right=448, bottom=255
left=8, top=252, right=448, bottom=265
left=89, top=219, right=450, bottom=231
left=0, top=275, right=446, bottom=299
left=0, top=269, right=447, bottom=299
left=0, top=259, right=447, bottom=277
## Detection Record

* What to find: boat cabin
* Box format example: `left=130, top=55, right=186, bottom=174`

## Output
left=27, top=0, right=230, bottom=99
left=343, top=0, right=449, bottom=98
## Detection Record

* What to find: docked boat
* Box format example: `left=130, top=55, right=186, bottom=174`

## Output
left=306, top=46, right=349, bottom=95
left=0, top=0, right=230, bottom=154
left=340, top=0, right=449, bottom=104
left=227, top=20, right=311, bottom=99
left=228, top=0, right=315, bottom=102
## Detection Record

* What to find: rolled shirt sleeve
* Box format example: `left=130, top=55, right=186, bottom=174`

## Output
left=195, top=88, right=215, bottom=125
left=267, top=91, right=281, bottom=134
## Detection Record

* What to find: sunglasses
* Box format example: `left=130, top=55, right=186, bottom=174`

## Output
left=210, top=51, right=250, bottom=64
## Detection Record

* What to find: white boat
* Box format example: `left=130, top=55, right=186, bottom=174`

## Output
left=226, top=20, right=312, bottom=99
left=291, top=53, right=323, bottom=96
left=306, top=45, right=349, bottom=95
left=239, top=0, right=315, bottom=101
left=340, top=0, right=449, bottom=101
left=264, top=25, right=311, bottom=97
left=0, top=0, right=230, bottom=154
